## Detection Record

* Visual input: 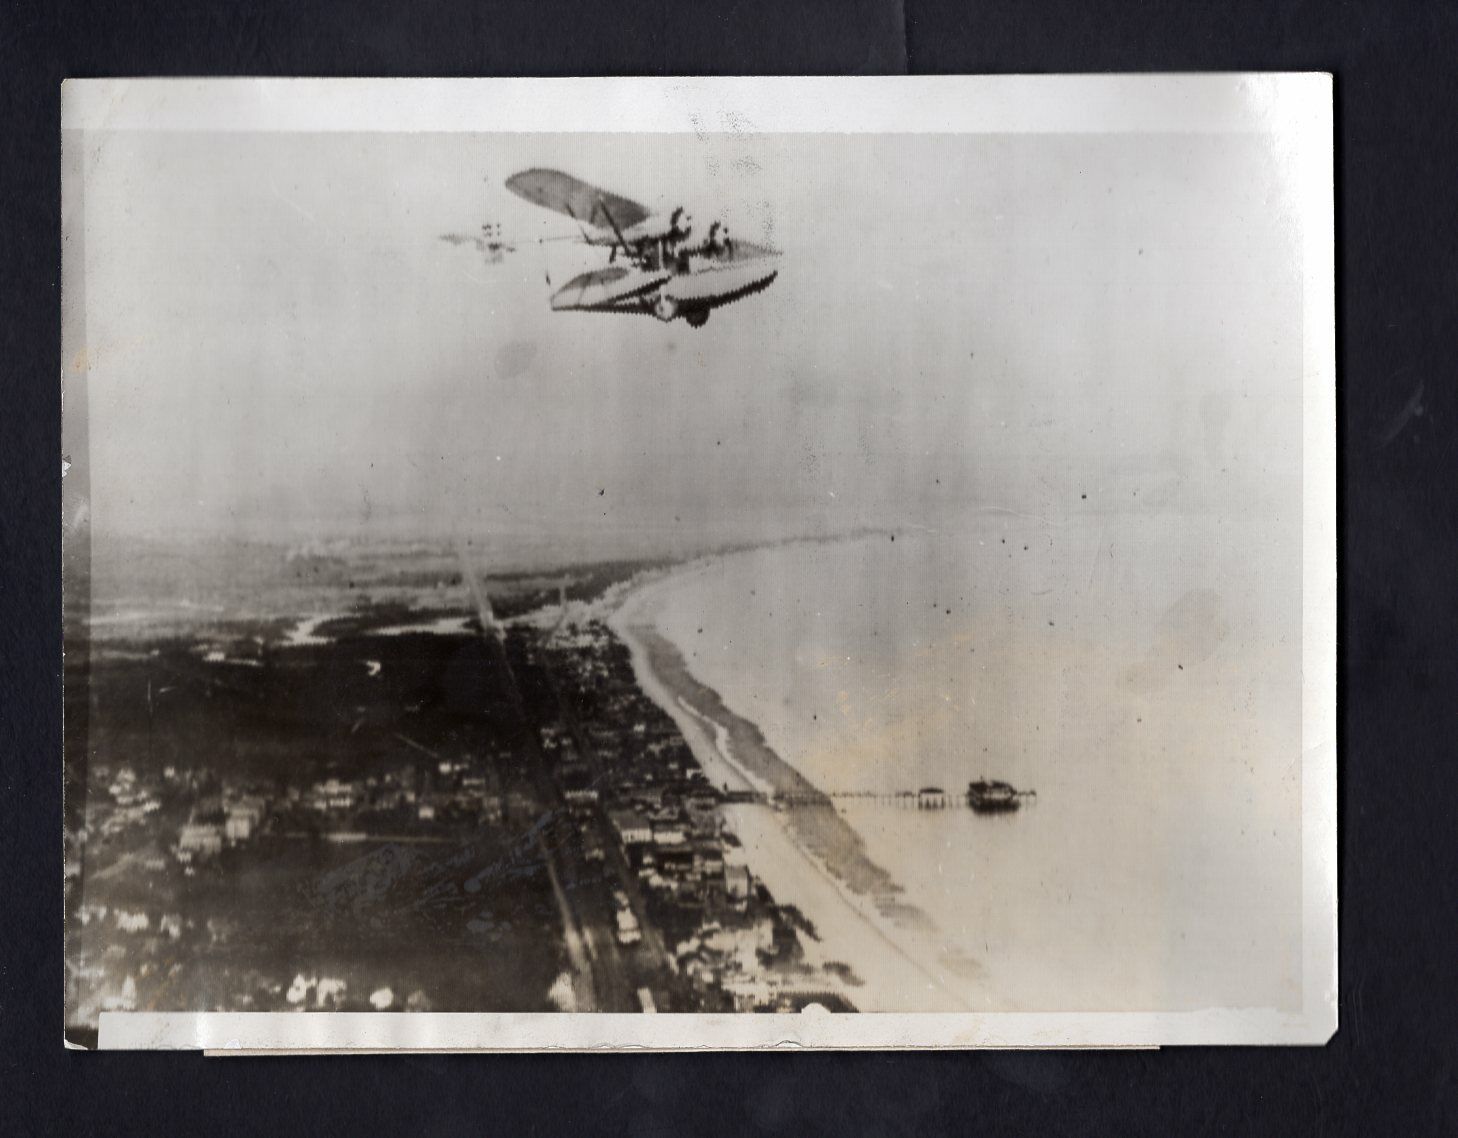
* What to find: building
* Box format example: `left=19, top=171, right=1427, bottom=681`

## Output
left=657, top=847, right=696, bottom=880
left=608, top=809, right=653, bottom=846
left=560, top=764, right=599, bottom=805
left=224, top=795, right=266, bottom=842
left=319, top=778, right=357, bottom=810
left=724, top=863, right=752, bottom=902
left=177, top=821, right=223, bottom=858
left=685, top=802, right=720, bottom=837
left=115, top=909, right=150, bottom=933
left=651, top=820, right=687, bottom=847
left=224, top=813, right=252, bottom=842
left=692, top=842, right=725, bottom=878
left=193, top=795, right=225, bottom=823
left=722, top=978, right=772, bottom=1012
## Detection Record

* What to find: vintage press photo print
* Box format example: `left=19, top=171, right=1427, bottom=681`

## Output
left=61, top=77, right=1335, bottom=1051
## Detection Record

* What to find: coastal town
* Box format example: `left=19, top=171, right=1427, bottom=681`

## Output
left=64, top=550, right=864, bottom=1039
left=509, top=615, right=859, bottom=1013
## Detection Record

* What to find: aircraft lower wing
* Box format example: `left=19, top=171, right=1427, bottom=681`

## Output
left=550, top=266, right=671, bottom=312
left=505, top=169, right=652, bottom=232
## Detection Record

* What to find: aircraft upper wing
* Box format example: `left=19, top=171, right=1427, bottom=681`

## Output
left=505, top=169, right=653, bottom=231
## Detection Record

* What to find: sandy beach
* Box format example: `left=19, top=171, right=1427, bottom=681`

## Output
left=609, top=557, right=994, bottom=1013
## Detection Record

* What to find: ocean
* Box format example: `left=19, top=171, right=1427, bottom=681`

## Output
left=638, top=519, right=1304, bottom=1012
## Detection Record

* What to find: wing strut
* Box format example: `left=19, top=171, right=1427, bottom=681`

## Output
left=595, top=197, right=634, bottom=265
left=560, top=203, right=594, bottom=246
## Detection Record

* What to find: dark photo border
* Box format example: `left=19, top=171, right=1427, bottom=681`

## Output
left=5, top=0, right=1456, bottom=1133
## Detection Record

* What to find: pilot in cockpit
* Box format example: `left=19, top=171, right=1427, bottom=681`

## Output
left=703, top=221, right=732, bottom=259
left=668, top=206, right=693, bottom=245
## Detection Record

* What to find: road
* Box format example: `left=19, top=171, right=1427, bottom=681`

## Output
left=536, top=833, right=599, bottom=1012
left=503, top=598, right=683, bottom=1007
left=457, top=546, right=642, bottom=1012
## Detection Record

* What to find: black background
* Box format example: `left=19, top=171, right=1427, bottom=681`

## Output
left=4, top=1, right=1457, bottom=1133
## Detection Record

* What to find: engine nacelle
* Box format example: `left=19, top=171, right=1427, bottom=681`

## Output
left=669, top=206, right=693, bottom=242
left=619, top=208, right=694, bottom=247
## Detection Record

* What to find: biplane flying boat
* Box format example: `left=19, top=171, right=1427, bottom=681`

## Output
left=503, top=168, right=780, bottom=327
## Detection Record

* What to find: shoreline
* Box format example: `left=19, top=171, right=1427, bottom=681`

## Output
left=629, top=624, right=903, bottom=898
left=607, top=546, right=989, bottom=1013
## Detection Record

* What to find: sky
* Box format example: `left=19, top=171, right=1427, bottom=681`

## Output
left=68, top=128, right=1305, bottom=557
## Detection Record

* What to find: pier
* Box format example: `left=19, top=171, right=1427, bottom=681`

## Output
left=729, top=788, right=1033, bottom=810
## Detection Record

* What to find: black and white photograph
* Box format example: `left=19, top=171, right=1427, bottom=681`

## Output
left=59, top=76, right=1335, bottom=1050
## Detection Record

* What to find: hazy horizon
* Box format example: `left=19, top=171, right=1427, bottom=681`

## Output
left=67, top=130, right=1301, bottom=558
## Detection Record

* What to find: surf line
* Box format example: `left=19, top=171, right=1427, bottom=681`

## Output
left=673, top=693, right=972, bottom=1012
left=675, top=696, right=777, bottom=799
